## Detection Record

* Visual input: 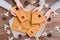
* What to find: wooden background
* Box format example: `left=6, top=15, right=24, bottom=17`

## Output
left=0, top=0, right=60, bottom=40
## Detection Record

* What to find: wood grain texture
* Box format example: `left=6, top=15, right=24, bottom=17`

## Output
left=0, top=0, right=60, bottom=40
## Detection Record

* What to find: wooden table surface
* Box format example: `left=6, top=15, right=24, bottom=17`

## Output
left=0, top=0, right=60, bottom=40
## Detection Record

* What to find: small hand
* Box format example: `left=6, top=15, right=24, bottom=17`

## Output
left=10, top=6, right=24, bottom=16
left=10, top=0, right=24, bottom=16
left=14, top=0, right=24, bottom=10
left=44, top=9, right=52, bottom=21
left=32, top=6, right=43, bottom=13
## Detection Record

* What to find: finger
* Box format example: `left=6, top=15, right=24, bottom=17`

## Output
left=14, top=0, right=24, bottom=10
left=37, top=10, right=40, bottom=13
left=33, top=8, right=38, bottom=12
left=33, top=9, right=38, bottom=13
left=20, top=6, right=24, bottom=11
left=10, top=11, right=16, bottom=16
left=10, top=9, right=16, bottom=16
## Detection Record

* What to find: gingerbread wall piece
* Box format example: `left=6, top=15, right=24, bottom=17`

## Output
left=26, top=24, right=42, bottom=37
left=31, top=11, right=44, bottom=24
left=12, top=6, right=28, bottom=23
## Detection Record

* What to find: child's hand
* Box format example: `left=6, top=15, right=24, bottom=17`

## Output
left=14, top=0, right=24, bottom=10
left=44, top=9, right=52, bottom=20
left=10, top=0, right=24, bottom=16
left=32, top=6, right=43, bottom=13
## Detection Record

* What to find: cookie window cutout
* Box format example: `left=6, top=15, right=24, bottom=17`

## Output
left=16, top=7, right=19, bottom=10
left=21, top=16, right=25, bottom=19
left=38, top=15, right=41, bottom=18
